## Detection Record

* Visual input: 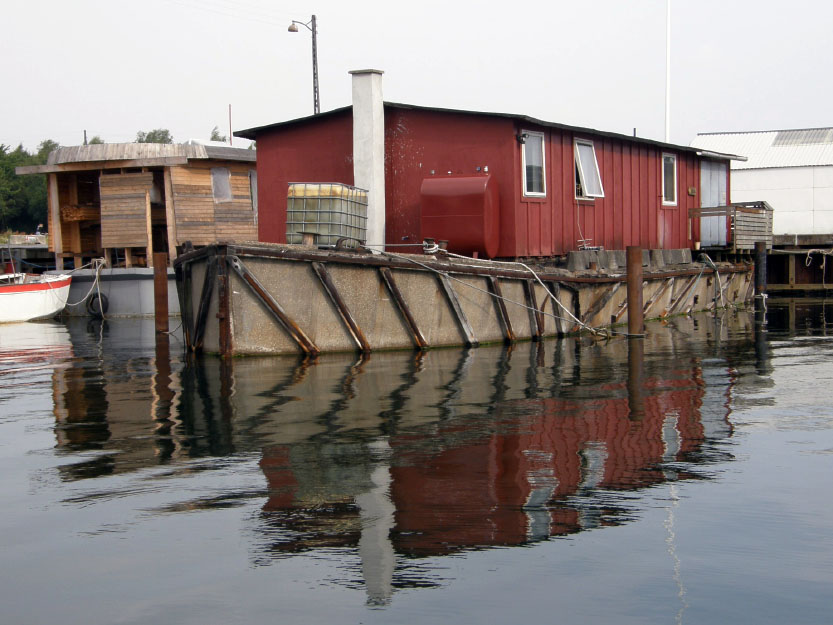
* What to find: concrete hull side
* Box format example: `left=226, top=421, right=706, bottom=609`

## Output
left=175, top=244, right=753, bottom=356
left=48, top=268, right=181, bottom=317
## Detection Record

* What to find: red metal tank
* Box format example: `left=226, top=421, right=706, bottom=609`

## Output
left=420, top=175, right=500, bottom=258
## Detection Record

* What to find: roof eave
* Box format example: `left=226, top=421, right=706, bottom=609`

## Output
left=236, top=101, right=723, bottom=156
left=694, top=149, right=748, bottom=162
left=235, top=106, right=352, bottom=140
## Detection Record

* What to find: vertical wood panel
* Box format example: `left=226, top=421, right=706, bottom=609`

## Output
left=561, top=133, right=573, bottom=255
left=649, top=148, right=658, bottom=247
left=612, top=142, right=622, bottom=249
left=164, top=168, right=177, bottom=259
left=542, top=130, right=553, bottom=256
left=622, top=143, right=633, bottom=247
left=100, top=173, right=153, bottom=249
left=145, top=190, right=153, bottom=267
left=48, top=174, right=61, bottom=255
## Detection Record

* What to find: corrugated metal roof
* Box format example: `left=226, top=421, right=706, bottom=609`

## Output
left=46, top=142, right=254, bottom=165
left=237, top=102, right=743, bottom=161
left=692, top=128, right=833, bottom=169
left=204, top=145, right=256, bottom=162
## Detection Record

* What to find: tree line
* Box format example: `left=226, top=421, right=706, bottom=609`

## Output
left=0, top=127, right=235, bottom=234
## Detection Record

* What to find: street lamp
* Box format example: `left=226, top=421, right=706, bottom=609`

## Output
left=288, top=15, right=320, bottom=115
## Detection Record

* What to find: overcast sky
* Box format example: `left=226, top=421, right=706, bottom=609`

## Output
left=3, top=0, right=831, bottom=152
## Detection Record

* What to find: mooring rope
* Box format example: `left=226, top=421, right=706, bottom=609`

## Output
left=64, top=258, right=106, bottom=313
left=362, top=245, right=610, bottom=337
left=805, top=248, right=832, bottom=289
left=443, top=251, right=603, bottom=335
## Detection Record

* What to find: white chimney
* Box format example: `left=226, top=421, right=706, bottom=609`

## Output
left=349, top=69, right=385, bottom=248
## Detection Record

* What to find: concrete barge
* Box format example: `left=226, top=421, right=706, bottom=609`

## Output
left=174, top=242, right=753, bottom=356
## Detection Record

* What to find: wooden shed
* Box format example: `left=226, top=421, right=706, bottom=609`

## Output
left=17, top=142, right=258, bottom=268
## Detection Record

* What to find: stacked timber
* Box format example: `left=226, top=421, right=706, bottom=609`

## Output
left=171, top=163, right=258, bottom=245
left=99, top=173, right=154, bottom=249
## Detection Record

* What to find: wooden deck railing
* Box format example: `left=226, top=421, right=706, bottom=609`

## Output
left=688, top=201, right=773, bottom=252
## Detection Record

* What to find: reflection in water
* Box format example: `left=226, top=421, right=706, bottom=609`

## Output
left=48, top=311, right=765, bottom=605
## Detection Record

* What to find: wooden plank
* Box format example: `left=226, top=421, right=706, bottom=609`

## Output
left=643, top=277, right=674, bottom=318
left=15, top=156, right=190, bottom=175
left=667, top=274, right=699, bottom=315
left=546, top=281, right=565, bottom=336
left=192, top=256, right=217, bottom=350
left=486, top=276, right=514, bottom=342
left=312, top=261, right=370, bottom=352
left=582, top=282, right=621, bottom=326
left=48, top=174, right=62, bottom=255
left=226, top=255, right=319, bottom=355
left=437, top=273, right=479, bottom=347
left=100, top=172, right=153, bottom=248
left=523, top=279, right=543, bottom=340
left=145, top=190, right=154, bottom=268
left=164, top=167, right=177, bottom=260
left=379, top=268, right=428, bottom=349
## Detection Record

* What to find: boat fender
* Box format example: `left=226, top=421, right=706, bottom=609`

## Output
left=86, top=292, right=109, bottom=318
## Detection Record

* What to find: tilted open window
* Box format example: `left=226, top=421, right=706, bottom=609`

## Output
left=574, top=140, right=604, bottom=199
left=522, top=131, right=546, bottom=197
left=662, top=153, right=677, bottom=206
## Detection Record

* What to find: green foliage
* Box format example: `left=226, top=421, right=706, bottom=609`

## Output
left=136, top=128, right=173, bottom=144
left=210, top=126, right=228, bottom=142
left=37, top=139, right=59, bottom=161
left=0, top=142, right=52, bottom=232
left=88, top=136, right=104, bottom=145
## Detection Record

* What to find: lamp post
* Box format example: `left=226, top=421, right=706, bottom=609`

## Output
left=288, top=15, right=320, bottom=115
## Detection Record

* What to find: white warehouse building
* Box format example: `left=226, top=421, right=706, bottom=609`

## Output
left=692, top=128, right=833, bottom=237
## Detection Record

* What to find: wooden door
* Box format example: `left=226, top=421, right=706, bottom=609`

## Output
left=700, top=161, right=727, bottom=246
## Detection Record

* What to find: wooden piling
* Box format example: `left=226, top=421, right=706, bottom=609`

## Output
left=627, top=246, right=644, bottom=336
left=755, top=241, right=768, bottom=324
left=153, top=252, right=169, bottom=333
left=754, top=241, right=767, bottom=298
left=627, top=335, right=645, bottom=420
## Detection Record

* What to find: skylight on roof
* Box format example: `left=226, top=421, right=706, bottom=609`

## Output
left=772, top=129, right=833, bottom=147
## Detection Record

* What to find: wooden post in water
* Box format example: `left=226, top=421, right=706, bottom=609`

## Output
left=627, top=335, right=645, bottom=420
left=754, top=241, right=767, bottom=326
left=153, top=252, right=169, bottom=333
left=754, top=242, right=767, bottom=301
left=627, top=246, right=645, bottom=336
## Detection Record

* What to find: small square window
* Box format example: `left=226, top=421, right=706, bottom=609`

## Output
left=522, top=131, right=546, bottom=196
left=662, top=154, right=677, bottom=205
left=211, top=167, right=232, bottom=202
left=575, top=140, right=604, bottom=199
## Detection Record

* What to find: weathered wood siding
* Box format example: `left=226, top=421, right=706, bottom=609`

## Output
left=99, top=173, right=152, bottom=248
left=170, top=162, right=257, bottom=246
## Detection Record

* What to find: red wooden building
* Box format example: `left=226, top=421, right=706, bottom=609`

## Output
left=238, top=70, right=736, bottom=259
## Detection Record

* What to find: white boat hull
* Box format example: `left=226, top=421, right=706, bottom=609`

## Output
left=0, top=274, right=72, bottom=323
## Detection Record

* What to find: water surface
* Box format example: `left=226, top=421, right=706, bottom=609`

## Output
left=0, top=306, right=831, bottom=624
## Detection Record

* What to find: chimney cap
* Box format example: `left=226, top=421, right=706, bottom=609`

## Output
left=348, top=69, right=384, bottom=76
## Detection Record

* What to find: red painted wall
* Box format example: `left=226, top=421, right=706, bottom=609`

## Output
left=516, top=127, right=702, bottom=255
left=384, top=108, right=516, bottom=253
left=383, top=110, right=702, bottom=256
left=253, top=105, right=720, bottom=255
left=255, top=110, right=354, bottom=243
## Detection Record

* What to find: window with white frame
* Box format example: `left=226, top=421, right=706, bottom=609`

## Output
left=522, top=131, right=546, bottom=196
left=662, top=153, right=677, bottom=205
left=211, top=167, right=232, bottom=202
left=574, top=140, right=604, bottom=199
